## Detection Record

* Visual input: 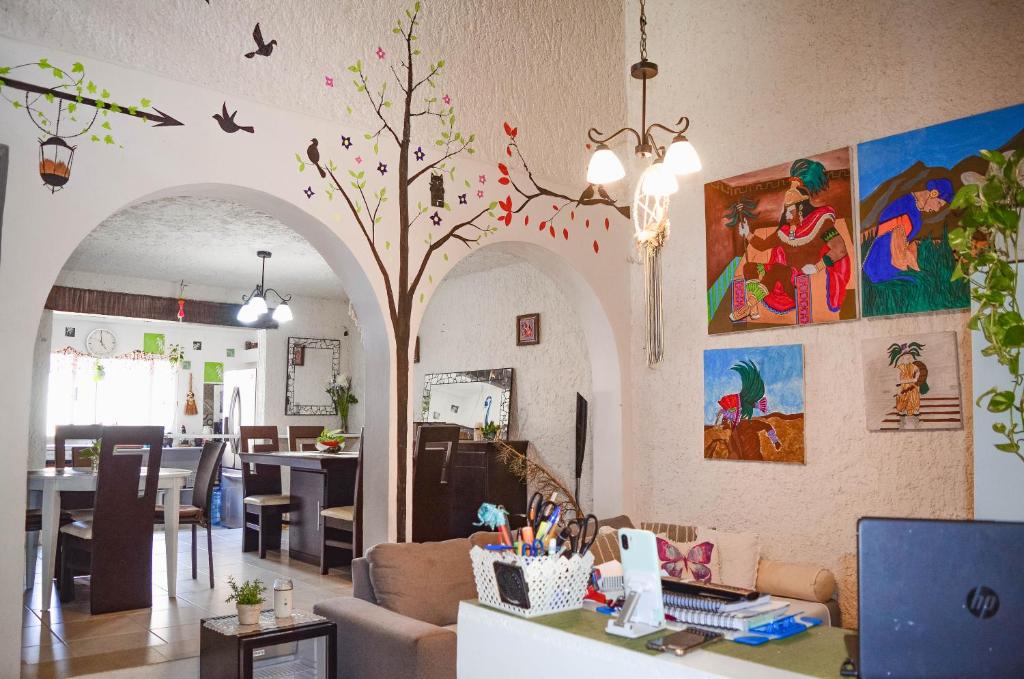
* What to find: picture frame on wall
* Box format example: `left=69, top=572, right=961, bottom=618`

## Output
left=517, top=313, right=540, bottom=346
left=292, top=344, right=305, bottom=367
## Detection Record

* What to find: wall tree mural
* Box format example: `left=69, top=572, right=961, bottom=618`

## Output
left=298, top=2, right=627, bottom=540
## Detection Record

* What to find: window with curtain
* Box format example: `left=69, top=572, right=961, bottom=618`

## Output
left=46, top=348, right=177, bottom=434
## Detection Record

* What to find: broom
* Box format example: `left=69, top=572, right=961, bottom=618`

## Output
left=184, top=372, right=199, bottom=416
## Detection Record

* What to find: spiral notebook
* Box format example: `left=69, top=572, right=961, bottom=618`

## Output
left=663, top=591, right=771, bottom=613
left=663, top=598, right=789, bottom=632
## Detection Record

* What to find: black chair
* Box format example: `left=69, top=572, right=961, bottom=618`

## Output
left=54, top=424, right=102, bottom=518
left=288, top=425, right=324, bottom=452
left=320, top=428, right=364, bottom=574
left=155, top=440, right=225, bottom=588
left=58, top=426, right=164, bottom=614
left=240, top=426, right=290, bottom=558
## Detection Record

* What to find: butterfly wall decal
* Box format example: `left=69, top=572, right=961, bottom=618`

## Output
left=657, top=537, right=715, bottom=582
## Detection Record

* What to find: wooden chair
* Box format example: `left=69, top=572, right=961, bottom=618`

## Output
left=288, top=425, right=324, bottom=452
left=55, top=424, right=102, bottom=516
left=155, top=440, right=225, bottom=588
left=319, top=428, right=364, bottom=574
left=240, top=426, right=290, bottom=558
left=411, top=424, right=461, bottom=543
left=57, top=426, right=164, bottom=614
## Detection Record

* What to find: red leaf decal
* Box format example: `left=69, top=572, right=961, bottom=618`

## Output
left=503, top=121, right=513, bottom=136
left=503, top=213, right=512, bottom=226
left=539, top=220, right=546, bottom=232
left=498, top=176, right=510, bottom=185
left=562, top=228, right=569, bottom=240
left=548, top=225, right=555, bottom=238
left=498, top=196, right=512, bottom=212
left=604, top=217, right=610, bottom=230
left=524, top=215, right=530, bottom=226
left=585, top=218, right=591, bottom=228
left=506, top=145, right=512, bottom=157
left=593, top=240, right=600, bottom=254
left=552, top=204, right=558, bottom=211
left=498, top=163, right=509, bottom=176
left=570, top=211, right=575, bottom=221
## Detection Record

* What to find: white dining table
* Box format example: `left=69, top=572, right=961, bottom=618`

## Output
left=26, top=467, right=191, bottom=611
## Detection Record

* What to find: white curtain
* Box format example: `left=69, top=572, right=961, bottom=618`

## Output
left=46, top=351, right=177, bottom=434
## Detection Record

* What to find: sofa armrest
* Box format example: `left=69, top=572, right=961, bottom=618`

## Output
left=314, top=596, right=456, bottom=679
left=755, top=558, right=836, bottom=603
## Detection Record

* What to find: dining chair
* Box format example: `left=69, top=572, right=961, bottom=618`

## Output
left=288, top=425, right=324, bottom=452
left=54, top=424, right=102, bottom=517
left=154, top=440, right=225, bottom=588
left=411, top=424, right=461, bottom=543
left=319, top=428, right=364, bottom=574
left=240, top=425, right=290, bottom=558
left=57, top=426, right=164, bottom=614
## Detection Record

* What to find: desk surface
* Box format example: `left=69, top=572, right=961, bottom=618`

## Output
left=458, top=601, right=847, bottom=678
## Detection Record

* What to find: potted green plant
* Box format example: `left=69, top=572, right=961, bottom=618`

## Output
left=326, top=376, right=358, bottom=432
left=226, top=576, right=266, bottom=625
left=78, top=438, right=101, bottom=473
left=949, top=149, right=1024, bottom=461
left=315, top=428, right=346, bottom=453
left=167, top=343, right=186, bottom=369
left=481, top=421, right=501, bottom=441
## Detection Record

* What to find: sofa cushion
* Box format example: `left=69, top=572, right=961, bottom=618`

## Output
left=657, top=536, right=720, bottom=583
left=367, top=537, right=477, bottom=626
left=641, top=521, right=696, bottom=543
left=756, top=558, right=836, bottom=603
left=696, top=527, right=760, bottom=589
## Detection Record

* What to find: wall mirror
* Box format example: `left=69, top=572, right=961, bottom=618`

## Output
left=421, top=368, right=513, bottom=434
left=286, top=336, right=341, bottom=415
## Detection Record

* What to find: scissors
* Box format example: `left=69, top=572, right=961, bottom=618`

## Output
left=559, top=513, right=598, bottom=556
left=527, top=492, right=558, bottom=531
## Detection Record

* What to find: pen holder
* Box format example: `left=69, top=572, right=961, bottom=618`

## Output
left=470, top=546, right=594, bottom=618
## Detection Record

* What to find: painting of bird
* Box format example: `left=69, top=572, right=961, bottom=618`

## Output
left=307, top=138, right=326, bottom=178
left=213, top=103, right=255, bottom=134
left=244, top=23, right=277, bottom=59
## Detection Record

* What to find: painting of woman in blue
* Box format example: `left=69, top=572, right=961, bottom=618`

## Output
left=862, top=178, right=954, bottom=284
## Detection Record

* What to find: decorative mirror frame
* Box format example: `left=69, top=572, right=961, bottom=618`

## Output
left=285, top=336, right=341, bottom=416
left=420, top=367, right=514, bottom=435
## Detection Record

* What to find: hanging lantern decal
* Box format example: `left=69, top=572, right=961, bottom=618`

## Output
left=38, top=136, right=76, bottom=192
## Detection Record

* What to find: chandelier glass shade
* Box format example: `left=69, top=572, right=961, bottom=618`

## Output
left=237, top=250, right=293, bottom=324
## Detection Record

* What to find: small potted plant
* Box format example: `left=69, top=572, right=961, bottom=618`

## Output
left=167, top=344, right=186, bottom=369
left=481, top=421, right=501, bottom=441
left=78, top=438, right=101, bottom=473
left=315, top=428, right=346, bottom=453
left=226, top=576, right=266, bottom=625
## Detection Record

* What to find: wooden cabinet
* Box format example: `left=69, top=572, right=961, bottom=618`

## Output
left=412, top=434, right=527, bottom=543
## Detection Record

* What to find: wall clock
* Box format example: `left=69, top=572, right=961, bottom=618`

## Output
left=85, top=328, right=118, bottom=358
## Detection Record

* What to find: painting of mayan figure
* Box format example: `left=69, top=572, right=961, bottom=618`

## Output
left=705, top=148, right=857, bottom=335
left=703, top=344, right=805, bottom=463
left=857, top=103, right=1024, bottom=318
left=861, top=331, right=962, bottom=432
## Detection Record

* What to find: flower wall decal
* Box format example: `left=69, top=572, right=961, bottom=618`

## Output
left=325, top=76, right=334, bottom=87
left=414, top=146, right=425, bottom=161
left=458, top=193, right=467, bottom=204
left=375, top=46, right=386, bottom=60
left=430, top=211, right=442, bottom=226
left=340, top=135, right=352, bottom=149
left=377, top=161, right=387, bottom=175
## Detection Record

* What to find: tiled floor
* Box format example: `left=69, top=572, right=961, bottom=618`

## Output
left=21, top=526, right=352, bottom=678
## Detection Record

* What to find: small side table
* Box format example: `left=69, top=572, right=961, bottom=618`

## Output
left=200, top=610, right=337, bottom=679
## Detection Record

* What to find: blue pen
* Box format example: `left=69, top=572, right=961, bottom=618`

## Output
left=485, top=544, right=512, bottom=552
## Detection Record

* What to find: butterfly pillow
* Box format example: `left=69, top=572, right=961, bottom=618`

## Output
left=656, top=536, right=720, bottom=582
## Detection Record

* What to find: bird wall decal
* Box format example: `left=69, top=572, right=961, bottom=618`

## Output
left=244, top=23, right=277, bottom=59
left=306, top=138, right=327, bottom=178
left=213, top=103, right=255, bottom=133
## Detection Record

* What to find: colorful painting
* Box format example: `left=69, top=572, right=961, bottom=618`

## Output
left=703, top=344, right=805, bottom=463
left=861, top=331, right=962, bottom=431
left=516, top=313, right=540, bottom=346
left=203, top=361, right=224, bottom=383
left=857, top=104, right=1024, bottom=317
left=143, top=332, right=165, bottom=355
left=705, top=148, right=857, bottom=334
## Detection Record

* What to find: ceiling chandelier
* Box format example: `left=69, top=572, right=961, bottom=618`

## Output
left=237, top=250, right=293, bottom=324
left=584, top=0, right=701, bottom=366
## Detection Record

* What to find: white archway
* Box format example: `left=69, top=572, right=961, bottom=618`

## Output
left=412, top=239, right=628, bottom=517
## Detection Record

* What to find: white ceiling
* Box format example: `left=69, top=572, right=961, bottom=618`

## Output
left=62, top=196, right=346, bottom=299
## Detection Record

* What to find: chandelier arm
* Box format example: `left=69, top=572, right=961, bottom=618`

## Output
left=645, top=116, right=691, bottom=140
left=587, top=126, right=643, bottom=148
left=262, top=288, right=292, bottom=304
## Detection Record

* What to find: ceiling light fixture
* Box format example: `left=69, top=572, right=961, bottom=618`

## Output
left=237, top=250, right=293, bottom=324
left=583, top=0, right=701, bottom=366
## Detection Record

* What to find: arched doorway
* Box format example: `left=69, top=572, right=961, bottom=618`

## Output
left=412, top=240, right=627, bottom=518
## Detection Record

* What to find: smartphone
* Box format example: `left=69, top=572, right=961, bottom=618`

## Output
left=618, top=528, right=664, bottom=628
left=646, top=628, right=724, bottom=656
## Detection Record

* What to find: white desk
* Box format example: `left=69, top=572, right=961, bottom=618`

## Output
left=457, top=602, right=835, bottom=678
left=26, top=467, right=190, bottom=611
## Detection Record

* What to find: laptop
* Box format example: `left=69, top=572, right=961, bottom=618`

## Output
left=847, top=518, right=1023, bottom=678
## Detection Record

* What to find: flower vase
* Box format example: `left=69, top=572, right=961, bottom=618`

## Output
left=90, top=457, right=99, bottom=474
left=236, top=603, right=261, bottom=625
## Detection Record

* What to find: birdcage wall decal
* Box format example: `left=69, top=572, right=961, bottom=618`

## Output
left=38, top=136, right=76, bottom=192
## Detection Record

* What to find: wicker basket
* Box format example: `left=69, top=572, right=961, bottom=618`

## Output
left=470, top=545, right=594, bottom=618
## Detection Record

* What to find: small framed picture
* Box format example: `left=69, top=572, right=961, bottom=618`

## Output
left=292, top=344, right=305, bottom=366
left=64, top=327, right=76, bottom=338
left=516, top=313, right=540, bottom=346
left=226, top=348, right=235, bottom=358
left=192, top=341, right=202, bottom=350
left=182, top=360, right=192, bottom=370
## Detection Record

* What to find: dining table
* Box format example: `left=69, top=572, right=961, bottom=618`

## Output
left=26, top=466, right=191, bottom=611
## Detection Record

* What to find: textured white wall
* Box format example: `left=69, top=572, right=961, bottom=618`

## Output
left=627, top=0, right=1024, bottom=624
left=414, top=250, right=595, bottom=510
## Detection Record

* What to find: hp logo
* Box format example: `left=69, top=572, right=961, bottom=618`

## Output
left=966, top=586, right=999, bottom=619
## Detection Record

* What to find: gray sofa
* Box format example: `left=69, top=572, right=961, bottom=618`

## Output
left=314, top=533, right=496, bottom=679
